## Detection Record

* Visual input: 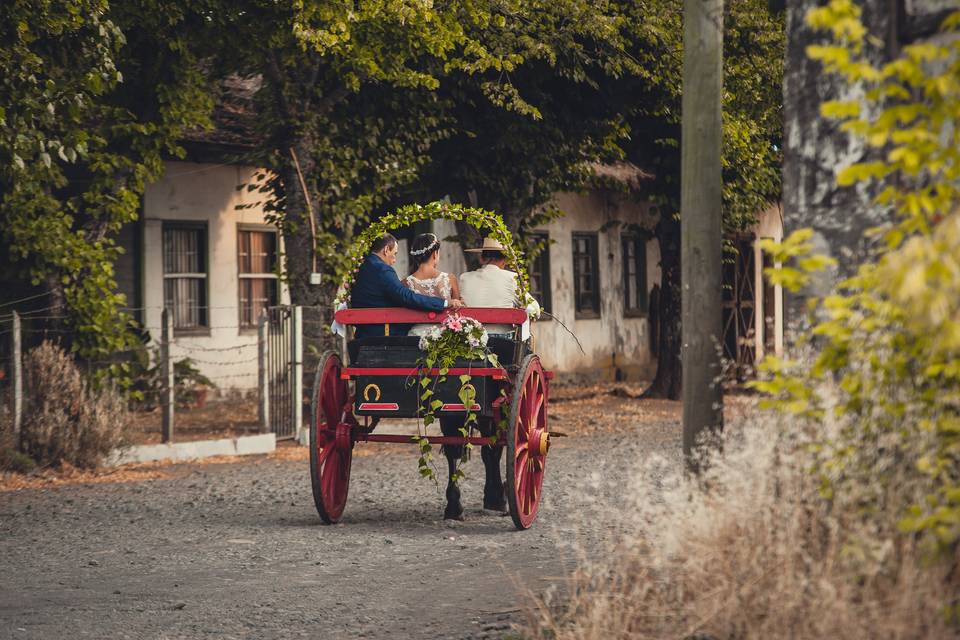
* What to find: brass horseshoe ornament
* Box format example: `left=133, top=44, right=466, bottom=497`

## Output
left=363, top=383, right=382, bottom=402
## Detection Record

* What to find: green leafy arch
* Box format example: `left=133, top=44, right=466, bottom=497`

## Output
left=335, top=201, right=530, bottom=306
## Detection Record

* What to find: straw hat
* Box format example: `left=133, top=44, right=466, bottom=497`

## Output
left=464, top=237, right=507, bottom=253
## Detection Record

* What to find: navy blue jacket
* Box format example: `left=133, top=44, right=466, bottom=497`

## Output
left=350, top=254, right=446, bottom=338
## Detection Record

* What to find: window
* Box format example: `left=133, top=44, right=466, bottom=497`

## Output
left=528, top=233, right=552, bottom=317
left=238, top=228, right=279, bottom=328
left=622, top=233, right=648, bottom=316
left=572, top=233, right=600, bottom=318
left=163, top=223, right=208, bottom=330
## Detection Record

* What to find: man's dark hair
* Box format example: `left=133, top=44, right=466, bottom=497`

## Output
left=481, top=249, right=506, bottom=262
left=370, top=233, right=398, bottom=254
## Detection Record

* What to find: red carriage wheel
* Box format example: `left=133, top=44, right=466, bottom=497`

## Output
left=506, top=354, right=549, bottom=530
left=310, top=351, right=355, bottom=524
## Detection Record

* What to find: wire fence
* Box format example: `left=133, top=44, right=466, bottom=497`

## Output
left=0, top=305, right=337, bottom=449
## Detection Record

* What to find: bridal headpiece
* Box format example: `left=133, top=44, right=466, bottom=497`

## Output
left=410, top=233, right=440, bottom=256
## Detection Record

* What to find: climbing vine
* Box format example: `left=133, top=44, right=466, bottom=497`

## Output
left=412, top=314, right=502, bottom=484
left=334, top=201, right=530, bottom=307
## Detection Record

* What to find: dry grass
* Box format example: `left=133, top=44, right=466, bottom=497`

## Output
left=17, top=342, right=130, bottom=469
left=524, top=408, right=959, bottom=640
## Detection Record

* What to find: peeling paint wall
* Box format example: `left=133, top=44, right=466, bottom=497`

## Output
left=530, top=192, right=659, bottom=380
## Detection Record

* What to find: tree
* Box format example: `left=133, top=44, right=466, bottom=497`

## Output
left=218, top=0, right=638, bottom=346
left=623, top=0, right=784, bottom=399
left=0, top=0, right=217, bottom=360
left=411, top=15, right=639, bottom=240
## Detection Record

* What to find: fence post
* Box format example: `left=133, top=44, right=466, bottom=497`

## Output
left=11, top=311, right=22, bottom=451
left=291, top=305, right=303, bottom=441
left=161, top=308, right=174, bottom=443
left=258, top=310, right=270, bottom=434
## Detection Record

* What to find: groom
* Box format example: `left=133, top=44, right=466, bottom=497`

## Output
left=351, top=233, right=462, bottom=339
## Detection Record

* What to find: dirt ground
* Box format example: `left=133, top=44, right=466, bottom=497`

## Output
left=0, top=384, right=689, bottom=639
left=126, top=399, right=262, bottom=446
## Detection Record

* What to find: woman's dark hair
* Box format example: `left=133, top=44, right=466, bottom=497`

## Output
left=370, top=233, right=398, bottom=254
left=409, top=233, right=440, bottom=273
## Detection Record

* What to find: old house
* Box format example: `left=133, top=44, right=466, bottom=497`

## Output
left=115, top=158, right=783, bottom=389
left=107, top=75, right=783, bottom=390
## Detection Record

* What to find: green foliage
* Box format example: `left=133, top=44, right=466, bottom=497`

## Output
left=0, top=448, right=37, bottom=474
left=412, top=314, right=502, bottom=485
left=224, top=0, right=644, bottom=309
left=0, top=0, right=215, bottom=364
left=755, top=1, right=960, bottom=572
left=621, top=0, right=784, bottom=230
left=126, top=345, right=217, bottom=410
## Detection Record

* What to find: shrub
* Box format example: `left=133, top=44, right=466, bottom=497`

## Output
left=126, top=344, right=216, bottom=410
left=0, top=448, right=36, bottom=474
left=20, top=341, right=129, bottom=469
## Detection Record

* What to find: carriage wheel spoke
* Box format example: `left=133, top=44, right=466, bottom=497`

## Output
left=516, top=465, right=530, bottom=513
left=527, top=392, right=544, bottom=431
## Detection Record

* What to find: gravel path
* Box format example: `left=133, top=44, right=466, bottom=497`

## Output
left=0, top=394, right=680, bottom=640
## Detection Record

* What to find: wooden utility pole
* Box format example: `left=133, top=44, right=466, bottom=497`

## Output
left=681, top=0, right=724, bottom=467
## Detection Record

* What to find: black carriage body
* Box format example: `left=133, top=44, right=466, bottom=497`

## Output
left=349, top=337, right=518, bottom=419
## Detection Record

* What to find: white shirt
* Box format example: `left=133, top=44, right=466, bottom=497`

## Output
left=459, top=264, right=540, bottom=337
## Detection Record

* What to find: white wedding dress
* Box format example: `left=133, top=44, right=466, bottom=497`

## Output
left=405, top=272, right=452, bottom=337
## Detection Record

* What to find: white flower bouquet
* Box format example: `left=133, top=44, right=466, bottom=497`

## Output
left=418, top=313, right=489, bottom=354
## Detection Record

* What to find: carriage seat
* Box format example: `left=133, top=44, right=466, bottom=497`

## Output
left=348, top=334, right=521, bottom=367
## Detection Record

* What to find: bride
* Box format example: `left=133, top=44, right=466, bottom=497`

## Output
left=403, top=233, right=461, bottom=336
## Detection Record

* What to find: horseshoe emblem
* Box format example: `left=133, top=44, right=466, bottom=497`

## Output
left=363, top=383, right=382, bottom=402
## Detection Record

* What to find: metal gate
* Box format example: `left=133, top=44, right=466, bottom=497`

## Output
left=722, top=236, right=757, bottom=382
left=263, top=306, right=302, bottom=440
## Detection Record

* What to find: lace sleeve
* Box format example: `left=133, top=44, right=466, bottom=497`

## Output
left=438, top=272, right=452, bottom=300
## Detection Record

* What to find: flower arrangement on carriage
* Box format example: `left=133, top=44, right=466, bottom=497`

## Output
left=310, top=202, right=552, bottom=530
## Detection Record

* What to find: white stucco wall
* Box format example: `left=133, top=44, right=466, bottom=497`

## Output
left=430, top=193, right=658, bottom=380
left=141, top=161, right=288, bottom=390
left=753, top=204, right=785, bottom=357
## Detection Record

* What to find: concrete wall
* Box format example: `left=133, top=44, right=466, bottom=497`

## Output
left=139, top=161, right=288, bottom=390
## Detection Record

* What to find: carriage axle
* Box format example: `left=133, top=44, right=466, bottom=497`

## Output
left=352, top=432, right=506, bottom=447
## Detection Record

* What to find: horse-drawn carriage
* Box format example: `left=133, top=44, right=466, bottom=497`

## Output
left=310, top=306, right=552, bottom=529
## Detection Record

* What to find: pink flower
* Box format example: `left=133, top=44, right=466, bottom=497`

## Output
left=448, top=320, right=462, bottom=331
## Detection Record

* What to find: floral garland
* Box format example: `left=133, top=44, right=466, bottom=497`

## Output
left=411, top=314, right=498, bottom=483
left=334, top=201, right=531, bottom=308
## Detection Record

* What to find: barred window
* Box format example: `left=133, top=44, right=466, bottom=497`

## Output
left=238, top=229, right=278, bottom=328
left=528, top=232, right=552, bottom=317
left=163, top=224, right=208, bottom=330
left=572, top=233, right=600, bottom=318
left=622, top=233, right=648, bottom=316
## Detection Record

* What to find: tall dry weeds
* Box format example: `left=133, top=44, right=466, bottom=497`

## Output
left=20, top=341, right=129, bottom=469
left=525, top=408, right=958, bottom=639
